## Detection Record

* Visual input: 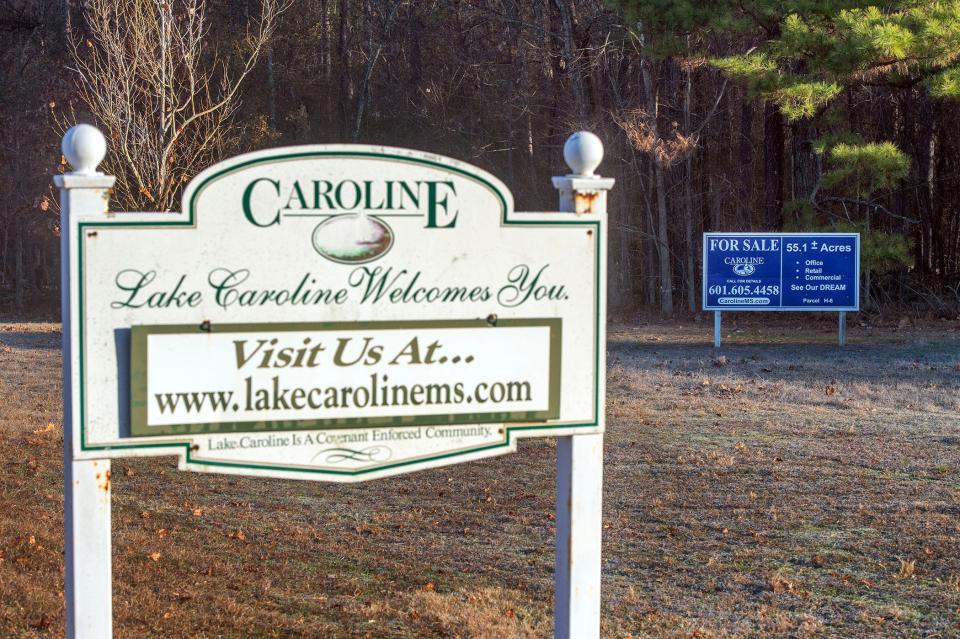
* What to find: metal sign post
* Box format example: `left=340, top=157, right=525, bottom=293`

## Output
left=714, top=311, right=722, bottom=348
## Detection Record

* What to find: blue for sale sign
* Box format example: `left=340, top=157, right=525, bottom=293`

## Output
left=702, top=233, right=860, bottom=311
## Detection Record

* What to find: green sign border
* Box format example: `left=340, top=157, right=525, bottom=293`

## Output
left=75, top=148, right=602, bottom=477
left=130, top=319, right=561, bottom=437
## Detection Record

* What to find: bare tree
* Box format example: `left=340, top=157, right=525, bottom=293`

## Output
left=4, top=0, right=954, bottom=314
left=352, top=0, right=403, bottom=142
left=65, top=0, right=289, bottom=211
left=614, top=97, right=696, bottom=317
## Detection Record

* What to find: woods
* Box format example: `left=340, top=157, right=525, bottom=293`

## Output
left=3, top=0, right=960, bottom=316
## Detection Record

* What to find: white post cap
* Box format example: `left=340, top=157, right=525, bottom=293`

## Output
left=62, top=124, right=107, bottom=176
left=563, top=131, right=604, bottom=177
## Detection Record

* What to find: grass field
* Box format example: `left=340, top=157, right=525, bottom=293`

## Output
left=1, top=315, right=959, bottom=638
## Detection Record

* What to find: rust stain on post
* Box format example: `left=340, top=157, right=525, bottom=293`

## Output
left=96, top=469, right=111, bottom=493
left=574, top=191, right=601, bottom=215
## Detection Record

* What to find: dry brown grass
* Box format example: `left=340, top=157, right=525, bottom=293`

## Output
left=1, top=315, right=959, bottom=637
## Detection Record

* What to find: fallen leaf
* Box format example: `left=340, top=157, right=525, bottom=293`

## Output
left=769, top=574, right=795, bottom=593
left=32, top=423, right=55, bottom=435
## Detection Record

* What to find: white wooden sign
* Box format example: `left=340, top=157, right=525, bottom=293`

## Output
left=57, top=125, right=612, bottom=638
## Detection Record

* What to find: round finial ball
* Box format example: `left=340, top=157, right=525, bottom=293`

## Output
left=563, top=131, right=604, bottom=176
left=62, top=124, right=107, bottom=175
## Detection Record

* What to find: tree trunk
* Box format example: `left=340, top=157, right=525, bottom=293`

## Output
left=790, top=116, right=819, bottom=204
left=14, top=221, right=24, bottom=314
left=640, top=57, right=673, bottom=315
left=338, top=0, right=353, bottom=139
left=864, top=209, right=872, bottom=310
left=709, top=172, right=723, bottom=231
left=683, top=67, right=697, bottom=313
left=763, top=103, right=785, bottom=229
left=738, top=98, right=754, bottom=222
left=654, top=162, right=673, bottom=315
left=554, top=0, right=587, bottom=123
left=322, top=0, right=331, bottom=82
left=641, top=156, right=658, bottom=308
left=408, top=2, right=422, bottom=108
left=504, top=0, right=521, bottom=185
left=352, top=2, right=400, bottom=142
left=266, top=48, right=277, bottom=130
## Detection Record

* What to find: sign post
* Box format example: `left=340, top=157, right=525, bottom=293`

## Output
left=703, top=232, right=860, bottom=347
left=552, top=132, right=613, bottom=639
left=56, top=124, right=116, bottom=638
left=57, top=124, right=610, bottom=638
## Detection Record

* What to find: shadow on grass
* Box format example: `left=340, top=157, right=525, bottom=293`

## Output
left=607, top=338, right=960, bottom=388
left=0, top=329, right=61, bottom=350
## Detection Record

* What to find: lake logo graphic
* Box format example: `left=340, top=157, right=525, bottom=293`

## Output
left=311, top=213, right=394, bottom=264
left=732, top=263, right=756, bottom=276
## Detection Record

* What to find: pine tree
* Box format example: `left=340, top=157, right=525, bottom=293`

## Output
left=610, top=0, right=960, bottom=303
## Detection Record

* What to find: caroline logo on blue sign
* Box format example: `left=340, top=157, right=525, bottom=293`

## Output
left=724, top=256, right=763, bottom=276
